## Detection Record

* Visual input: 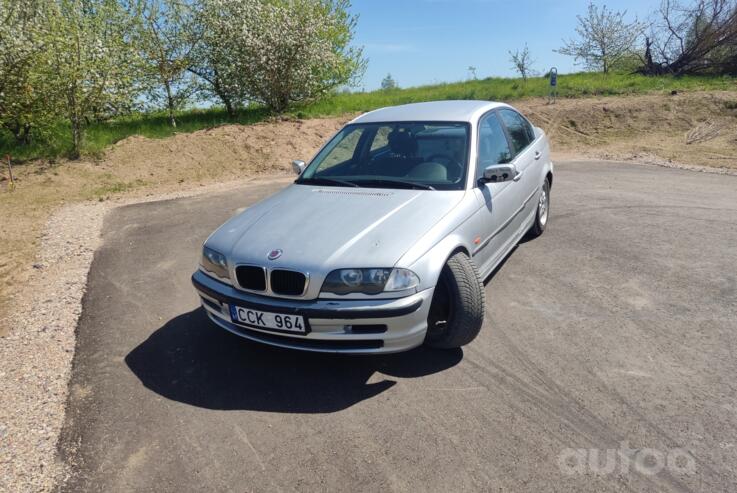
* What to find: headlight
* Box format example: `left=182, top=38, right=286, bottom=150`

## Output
left=201, top=246, right=229, bottom=280
left=321, top=268, right=419, bottom=295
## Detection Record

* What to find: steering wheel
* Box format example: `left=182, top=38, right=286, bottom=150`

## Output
left=426, top=153, right=464, bottom=182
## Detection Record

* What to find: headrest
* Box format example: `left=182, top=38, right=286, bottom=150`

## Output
left=388, top=129, right=417, bottom=156
left=406, top=162, right=447, bottom=181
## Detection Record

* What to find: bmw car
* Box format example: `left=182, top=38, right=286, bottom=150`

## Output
left=192, top=100, right=553, bottom=353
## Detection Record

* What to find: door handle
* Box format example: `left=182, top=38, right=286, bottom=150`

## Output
left=534, top=151, right=542, bottom=160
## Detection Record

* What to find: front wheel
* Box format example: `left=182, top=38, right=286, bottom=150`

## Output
left=424, top=252, right=485, bottom=349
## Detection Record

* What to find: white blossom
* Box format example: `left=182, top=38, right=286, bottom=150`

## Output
left=199, top=0, right=365, bottom=112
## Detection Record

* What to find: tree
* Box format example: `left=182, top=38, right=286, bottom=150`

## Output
left=509, top=44, right=535, bottom=81
left=192, top=0, right=251, bottom=116
left=381, top=73, right=397, bottom=90
left=188, top=45, right=240, bottom=117
left=467, top=66, right=478, bottom=80
left=557, top=1, right=645, bottom=73
left=0, top=0, right=60, bottom=145
left=135, top=0, right=203, bottom=127
left=49, top=0, right=143, bottom=158
left=640, top=0, right=737, bottom=75
left=200, top=0, right=365, bottom=114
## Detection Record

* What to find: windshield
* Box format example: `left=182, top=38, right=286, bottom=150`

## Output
left=298, top=122, right=470, bottom=191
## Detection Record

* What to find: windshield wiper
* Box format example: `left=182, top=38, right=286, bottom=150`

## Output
left=296, top=177, right=359, bottom=188
left=350, top=178, right=436, bottom=191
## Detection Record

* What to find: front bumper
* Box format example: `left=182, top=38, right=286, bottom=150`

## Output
left=192, top=270, right=434, bottom=354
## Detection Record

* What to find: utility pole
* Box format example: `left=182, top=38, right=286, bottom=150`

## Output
left=5, top=155, right=15, bottom=191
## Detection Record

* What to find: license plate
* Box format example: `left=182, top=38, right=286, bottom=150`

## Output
left=229, top=305, right=307, bottom=334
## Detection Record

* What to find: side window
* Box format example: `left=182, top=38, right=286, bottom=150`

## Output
left=499, top=109, right=534, bottom=156
left=477, top=112, right=512, bottom=177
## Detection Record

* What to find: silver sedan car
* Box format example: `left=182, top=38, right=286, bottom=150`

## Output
left=192, top=100, right=553, bottom=353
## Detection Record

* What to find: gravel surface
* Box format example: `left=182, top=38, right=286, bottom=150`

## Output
left=0, top=175, right=291, bottom=492
left=0, top=201, right=105, bottom=492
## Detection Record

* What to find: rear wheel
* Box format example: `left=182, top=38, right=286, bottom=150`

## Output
left=424, top=252, right=485, bottom=349
left=527, top=178, right=550, bottom=238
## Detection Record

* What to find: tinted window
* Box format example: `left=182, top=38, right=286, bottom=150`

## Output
left=477, top=112, right=512, bottom=178
left=499, top=109, right=534, bottom=155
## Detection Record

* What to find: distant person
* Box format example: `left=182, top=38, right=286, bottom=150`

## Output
left=548, top=67, right=558, bottom=104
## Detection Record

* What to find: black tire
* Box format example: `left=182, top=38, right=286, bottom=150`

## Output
left=528, top=178, right=550, bottom=238
left=424, top=251, right=485, bottom=349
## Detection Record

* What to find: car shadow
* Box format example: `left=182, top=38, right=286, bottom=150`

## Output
left=125, top=308, right=463, bottom=413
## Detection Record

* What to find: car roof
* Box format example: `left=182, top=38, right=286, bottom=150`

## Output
left=350, top=100, right=509, bottom=124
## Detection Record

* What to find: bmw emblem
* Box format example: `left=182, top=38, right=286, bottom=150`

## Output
left=267, top=249, right=283, bottom=260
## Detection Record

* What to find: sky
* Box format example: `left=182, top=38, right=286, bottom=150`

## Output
left=350, top=0, right=659, bottom=90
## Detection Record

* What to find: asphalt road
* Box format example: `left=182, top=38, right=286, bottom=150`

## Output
left=59, top=162, right=737, bottom=492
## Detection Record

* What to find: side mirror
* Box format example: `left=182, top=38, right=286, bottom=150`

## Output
left=291, top=159, right=306, bottom=175
left=479, top=163, right=518, bottom=184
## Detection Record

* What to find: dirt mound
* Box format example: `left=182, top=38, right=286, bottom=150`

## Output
left=99, top=91, right=737, bottom=177
left=516, top=91, right=737, bottom=169
left=102, top=116, right=351, bottom=185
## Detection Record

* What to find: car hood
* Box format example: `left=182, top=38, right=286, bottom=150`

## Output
left=208, top=184, right=464, bottom=274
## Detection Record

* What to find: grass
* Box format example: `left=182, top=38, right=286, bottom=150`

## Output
left=1, top=72, right=735, bottom=162
left=91, top=178, right=148, bottom=198
left=298, top=72, right=737, bottom=118
left=0, top=106, right=270, bottom=161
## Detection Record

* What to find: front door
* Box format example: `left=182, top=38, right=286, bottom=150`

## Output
left=470, top=111, right=520, bottom=276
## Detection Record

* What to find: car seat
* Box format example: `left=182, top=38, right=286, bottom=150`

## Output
left=370, top=128, right=420, bottom=177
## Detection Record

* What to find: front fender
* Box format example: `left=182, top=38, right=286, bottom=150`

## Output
left=407, top=233, right=476, bottom=292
